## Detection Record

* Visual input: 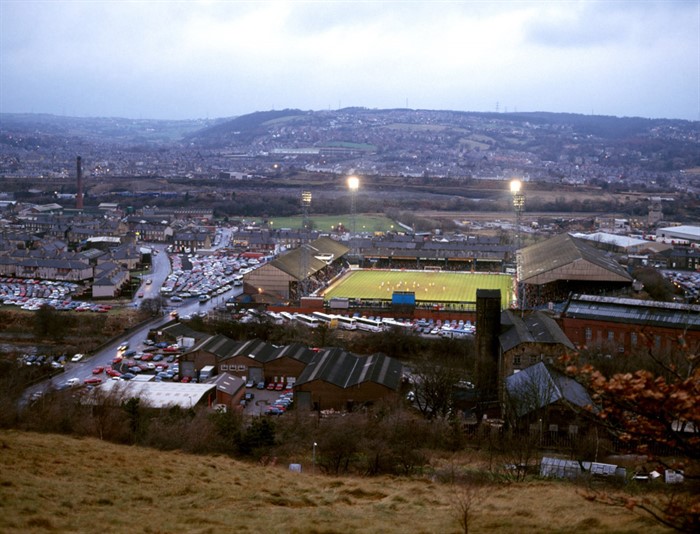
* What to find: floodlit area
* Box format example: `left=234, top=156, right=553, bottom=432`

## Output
left=322, top=270, right=514, bottom=308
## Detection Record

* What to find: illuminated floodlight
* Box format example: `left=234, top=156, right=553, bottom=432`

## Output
left=347, top=175, right=359, bottom=191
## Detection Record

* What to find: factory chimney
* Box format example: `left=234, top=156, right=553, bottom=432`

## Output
left=76, top=156, right=83, bottom=209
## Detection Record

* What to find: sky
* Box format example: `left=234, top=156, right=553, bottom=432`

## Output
left=1, top=0, right=698, bottom=121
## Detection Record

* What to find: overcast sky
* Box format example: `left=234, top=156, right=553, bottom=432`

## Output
left=1, top=1, right=698, bottom=121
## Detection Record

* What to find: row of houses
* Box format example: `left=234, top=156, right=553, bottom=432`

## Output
left=0, top=235, right=147, bottom=298
left=161, top=322, right=404, bottom=412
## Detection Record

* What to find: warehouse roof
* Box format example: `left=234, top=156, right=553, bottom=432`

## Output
left=561, top=294, right=700, bottom=331
left=90, top=380, right=216, bottom=409
left=296, top=348, right=403, bottom=390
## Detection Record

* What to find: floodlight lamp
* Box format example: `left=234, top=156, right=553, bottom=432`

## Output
left=347, top=175, right=360, bottom=191
left=510, top=179, right=522, bottom=194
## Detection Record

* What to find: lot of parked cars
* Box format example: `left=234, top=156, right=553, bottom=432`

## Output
left=159, top=251, right=266, bottom=302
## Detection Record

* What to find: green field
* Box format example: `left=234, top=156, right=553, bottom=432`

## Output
left=258, top=214, right=398, bottom=233
left=323, top=270, right=513, bottom=307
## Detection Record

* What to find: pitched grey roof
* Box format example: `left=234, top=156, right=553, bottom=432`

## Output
left=209, top=372, right=245, bottom=396
left=520, top=233, right=632, bottom=284
left=269, top=343, right=315, bottom=365
left=270, top=236, right=349, bottom=280
left=505, top=362, right=593, bottom=417
left=295, top=348, right=403, bottom=391
left=562, top=294, right=700, bottom=331
left=499, top=310, right=575, bottom=353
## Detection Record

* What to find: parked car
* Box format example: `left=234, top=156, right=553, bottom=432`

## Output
left=66, top=377, right=81, bottom=387
left=83, top=377, right=102, bottom=385
left=256, top=381, right=265, bottom=390
left=92, top=366, right=105, bottom=374
left=244, top=392, right=254, bottom=401
left=71, top=353, right=84, bottom=362
left=246, top=379, right=255, bottom=388
left=265, top=406, right=284, bottom=416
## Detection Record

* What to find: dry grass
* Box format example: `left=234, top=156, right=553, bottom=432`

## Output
left=0, top=430, right=669, bottom=533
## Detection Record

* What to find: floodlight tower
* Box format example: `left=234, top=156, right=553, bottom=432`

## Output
left=299, top=190, right=312, bottom=300
left=510, top=179, right=525, bottom=250
left=510, top=179, right=525, bottom=313
left=347, top=175, right=359, bottom=236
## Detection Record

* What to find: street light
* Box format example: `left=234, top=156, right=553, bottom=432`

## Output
left=312, top=441, right=317, bottom=474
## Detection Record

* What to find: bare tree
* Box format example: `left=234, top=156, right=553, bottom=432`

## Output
left=453, top=483, right=485, bottom=534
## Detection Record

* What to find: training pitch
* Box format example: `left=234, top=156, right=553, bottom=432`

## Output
left=322, top=270, right=514, bottom=308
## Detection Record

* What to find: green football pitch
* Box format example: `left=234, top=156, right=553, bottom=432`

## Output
left=322, top=270, right=514, bottom=308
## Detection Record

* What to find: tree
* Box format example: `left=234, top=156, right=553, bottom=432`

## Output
left=564, top=340, right=700, bottom=532
left=140, top=296, right=166, bottom=317
left=411, top=353, right=465, bottom=420
left=33, top=304, right=62, bottom=340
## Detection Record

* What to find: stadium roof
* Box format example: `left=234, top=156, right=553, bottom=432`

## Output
left=270, top=236, right=349, bottom=281
left=519, top=233, right=632, bottom=285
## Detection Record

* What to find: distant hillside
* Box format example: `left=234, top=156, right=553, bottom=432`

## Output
left=0, top=430, right=664, bottom=533
left=0, top=113, right=222, bottom=146
left=185, top=108, right=308, bottom=145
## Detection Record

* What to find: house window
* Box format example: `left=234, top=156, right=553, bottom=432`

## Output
left=654, top=335, right=661, bottom=348
left=529, top=354, right=538, bottom=365
left=607, top=331, right=615, bottom=341
left=513, top=355, right=521, bottom=366
left=585, top=327, right=592, bottom=342
left=568, top=425, right=579, bottom=436
left=548, top=424, right=559, bottom=433
left=237, top=365, right=247, bottom=371
left=631, top=332, right=637, bottom=346
left=220, top=364, right=228, bottom=371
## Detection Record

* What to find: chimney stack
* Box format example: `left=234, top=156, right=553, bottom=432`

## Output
left=474, top=289, right=502, bottom=414
left=76, top=156, right=83, bottom=209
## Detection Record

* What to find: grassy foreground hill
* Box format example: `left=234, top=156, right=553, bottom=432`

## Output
left=0, top=430, right=666, bottom=533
